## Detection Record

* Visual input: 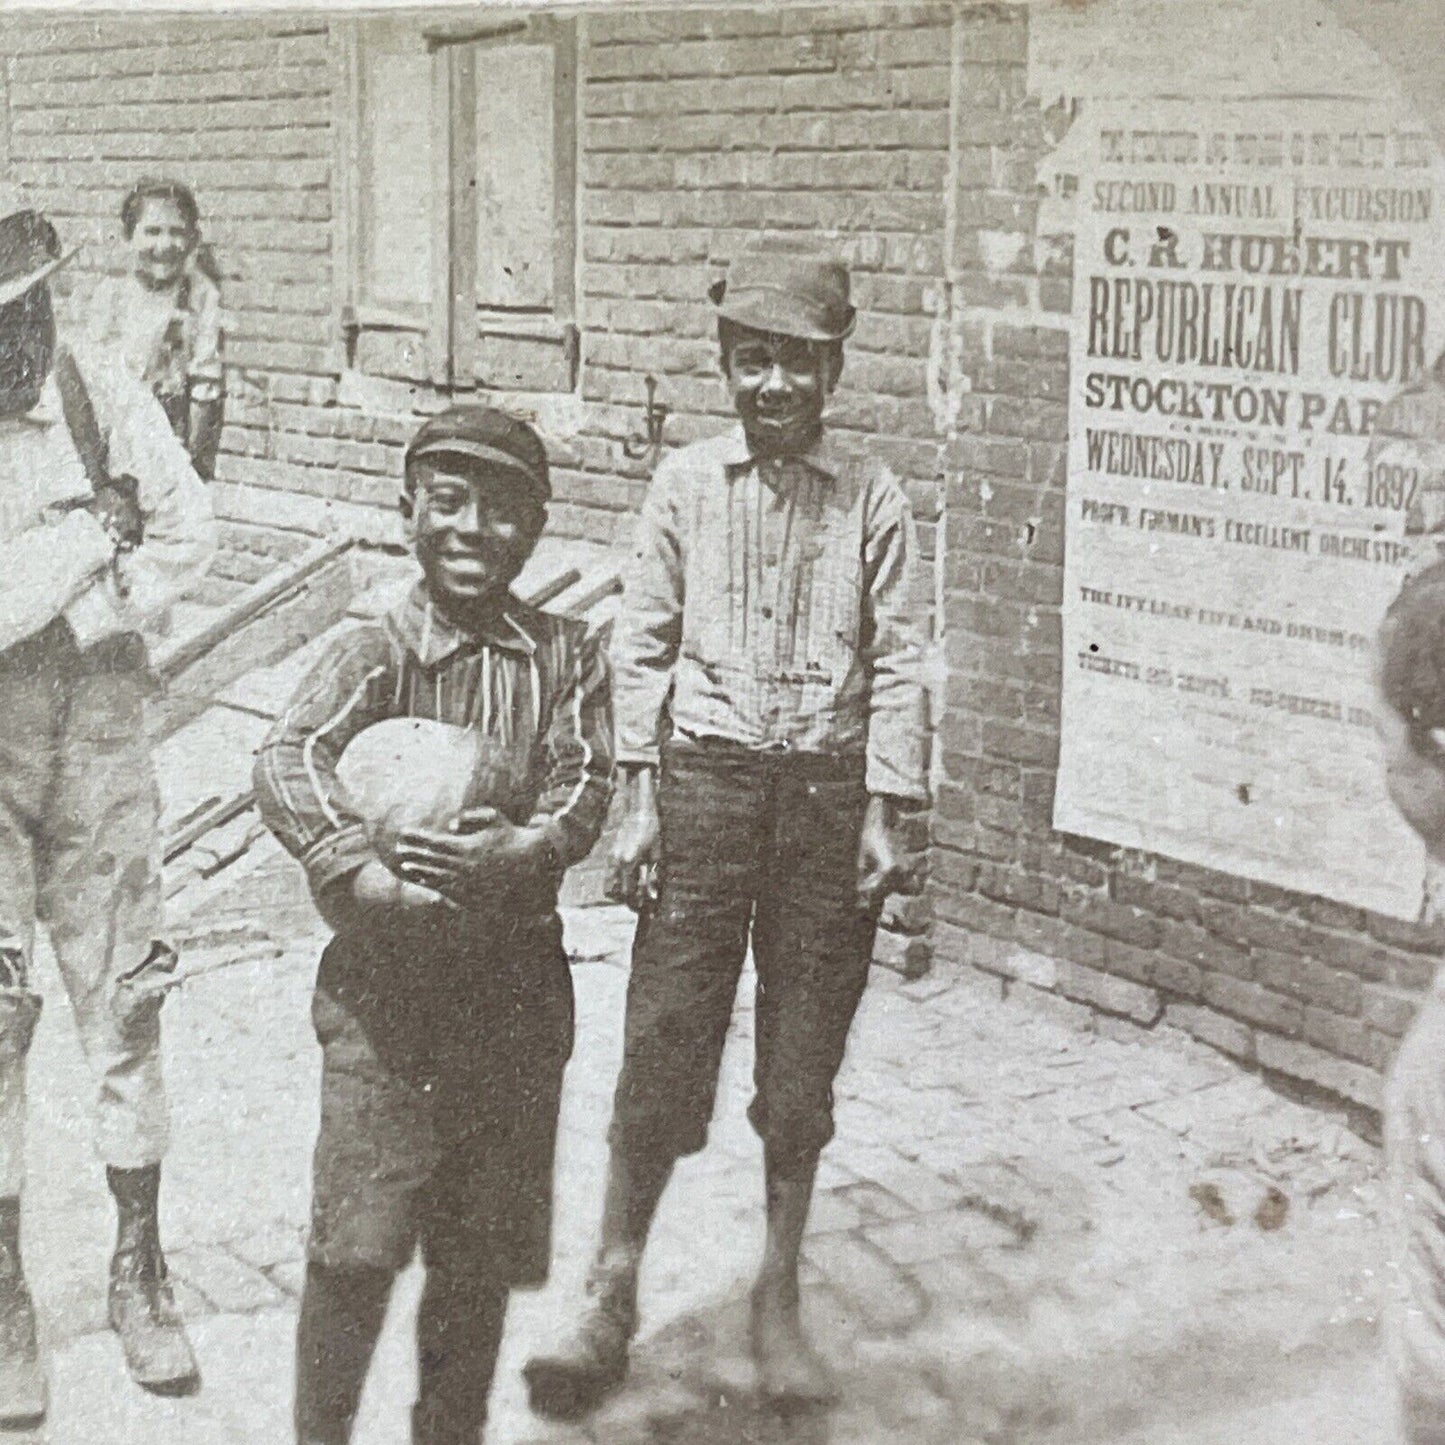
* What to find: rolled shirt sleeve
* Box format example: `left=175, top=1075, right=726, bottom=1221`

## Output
left=253, top=626, right=396, bottom=899
left=0, top=509, right=115, bottom=654
left=611, top=454, right=685, bottom=769
left=861, top=472, right=930, bottom=803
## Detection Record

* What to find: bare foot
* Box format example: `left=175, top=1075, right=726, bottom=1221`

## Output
left=749, top=1285, right=838, bottom=1409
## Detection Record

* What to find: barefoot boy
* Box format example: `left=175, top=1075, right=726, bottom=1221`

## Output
left=526, top=249, right=926, bottom=1416
left=255, top=405, right=612, bottom=1444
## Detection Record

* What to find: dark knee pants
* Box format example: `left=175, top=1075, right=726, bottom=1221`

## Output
left=307, top=911, right=574, bottom=1284
left=610, top=740, right=875, bottom=1179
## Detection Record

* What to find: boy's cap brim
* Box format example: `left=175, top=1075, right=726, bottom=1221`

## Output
left=0, top=247, right=79, bottom=309
left=409, top=437, right=545, bottom=485
left=404, top=404, right=551, bottom=502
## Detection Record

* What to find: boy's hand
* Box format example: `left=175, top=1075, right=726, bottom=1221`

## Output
left=393, top=809, right=550, bottom=908
left=88, top=475, right=146, bottom=552
left=606, top=766, right=661, bottom=912
left=857, top=796, right=919, bottom=916
left=316, top=858, right=449, bottom=932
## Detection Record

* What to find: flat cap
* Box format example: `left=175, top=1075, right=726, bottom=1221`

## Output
left=404, top=404, right=550, bottom=502
left=709, top=249, right=856, bottom=342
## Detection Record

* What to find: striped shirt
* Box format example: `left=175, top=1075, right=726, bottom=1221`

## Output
left=612, top=425, right=929, bottom=801
left=254, top=581, right=614, bottom=900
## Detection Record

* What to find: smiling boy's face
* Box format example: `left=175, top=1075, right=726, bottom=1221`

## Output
left=406, top=460, right=544, bottom=617
left=721, top=323, right=841, bottom=459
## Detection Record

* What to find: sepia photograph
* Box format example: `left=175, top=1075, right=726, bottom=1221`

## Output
left=0, top=0, right=1441, bottom=1439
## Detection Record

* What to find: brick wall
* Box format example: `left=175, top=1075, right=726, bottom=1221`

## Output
left=4, top=6, right=949, bottom=550
left=931, top=1, right=1439, bottom=1114
left=17, top=5, right=1429, bottom=1101
left=573, top=3, right=951, bottom=558
left=7, top=19, right=334, bottom=370
left=5, top=15, right=336, bottom=584
left=3, top=4, right=951, bottom=964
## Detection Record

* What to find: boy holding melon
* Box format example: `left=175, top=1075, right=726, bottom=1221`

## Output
left=254, top=404, right=612, bottom=1445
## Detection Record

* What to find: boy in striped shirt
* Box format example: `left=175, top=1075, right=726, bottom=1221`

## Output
left=254, top=405, right=612, bottom=1445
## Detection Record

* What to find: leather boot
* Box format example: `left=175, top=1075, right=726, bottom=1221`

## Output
left=523, top=1246, right=638, bottom=1421
left=106, top=1164, right=199, bottom=1395
left=0, top=1198, right=44, bottom=1428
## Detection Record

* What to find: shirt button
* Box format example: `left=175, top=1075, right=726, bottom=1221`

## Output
left=761, top=606, right=773, bottom=620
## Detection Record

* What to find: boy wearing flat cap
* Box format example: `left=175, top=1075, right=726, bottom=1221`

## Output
left=254, top=406, right=613, bottom=1445
left=526, top=250, right=927, bottom=1415
left=0, top=205, right=214, bottom=1422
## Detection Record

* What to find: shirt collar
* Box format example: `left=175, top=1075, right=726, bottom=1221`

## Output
left=389, top=582, right=539, bottom=666
left=720, top=424, right=842, bottom=482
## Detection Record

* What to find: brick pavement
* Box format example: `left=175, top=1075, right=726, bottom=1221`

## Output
left=5, top=839, right=1399, bottom=1443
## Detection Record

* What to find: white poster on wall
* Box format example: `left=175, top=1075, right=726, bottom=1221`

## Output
left=1054, top=97, right=1445, bottom=920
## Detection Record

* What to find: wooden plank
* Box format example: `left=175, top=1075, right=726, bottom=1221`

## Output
left=475, top=41, right=555, bottom=311
left=153, top=542, right=356, bottom=741
left=428, top=44, right=453, bottom=386
left=448, top=41, right=479, bottom=386
left=164, top=792, right=253, bottom=865
left=328, top=20, right=359, bottom=374
left=155, top=538, right=354, bottom=683
left=359, top=34, right=435, bottom=318
left=561, top=571, right=622, bottom=618
left=525, top=565, right=582, bottom=609
left=424, top=20, right=526, bottom=50
left=551, top=17, right=579, bottom=325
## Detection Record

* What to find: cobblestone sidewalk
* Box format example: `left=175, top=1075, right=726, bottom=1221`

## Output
left=9, top=842, right=1397, bottom=1443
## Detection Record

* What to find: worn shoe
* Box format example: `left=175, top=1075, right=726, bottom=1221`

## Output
left=107, top=1165, right=199, bottom=1395
left=0, top=1195, right=43, bottom=1428
left=523, top=1257, right=637, bottom=1421
left=750, top=1286, right=838, bottom=1409
left=0, top=1258, right=44, bottom=1428
left=109, top=1251, right=199, bottom=1395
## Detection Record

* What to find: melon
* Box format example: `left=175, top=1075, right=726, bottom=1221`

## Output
left=335, top=717, right=496, bottom=873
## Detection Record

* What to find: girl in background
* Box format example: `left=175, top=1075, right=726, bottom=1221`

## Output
left=86, top=177, right=224, bottom=479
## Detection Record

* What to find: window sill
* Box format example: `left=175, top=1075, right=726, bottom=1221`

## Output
left=351, top=303, right=428, bottom=333
left=477, top=311, right=575, bottom=343
left=475, top=317, right=580, bottom=394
